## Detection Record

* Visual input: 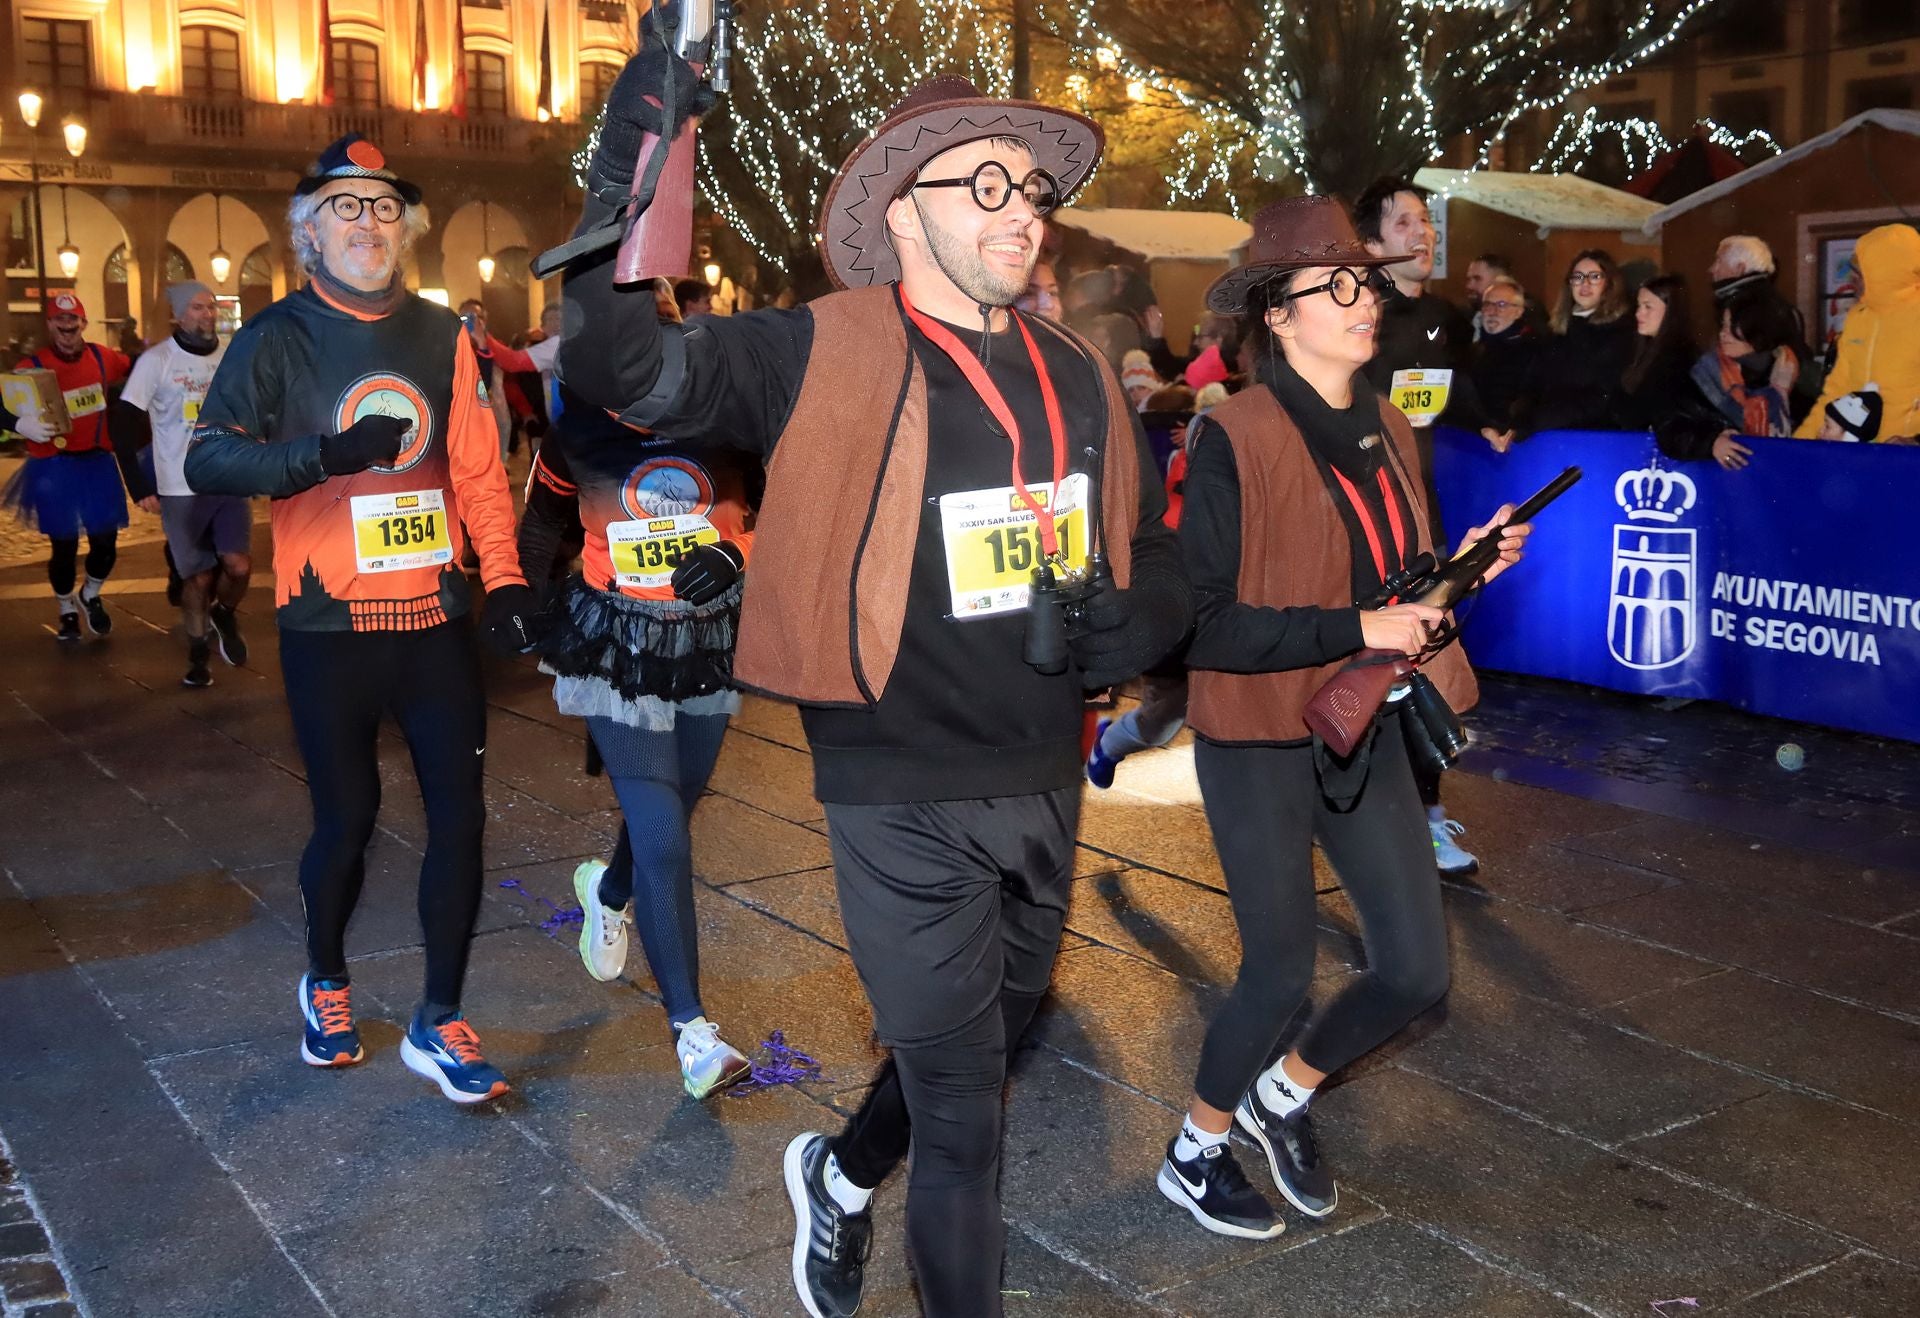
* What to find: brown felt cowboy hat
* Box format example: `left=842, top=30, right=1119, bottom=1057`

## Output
left=1205, top=196, right=1398, bottom=314
left=818, top=77, right=1103, bottom=291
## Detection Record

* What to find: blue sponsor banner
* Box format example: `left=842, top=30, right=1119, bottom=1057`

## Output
left=1431, top=427, right=1920, bottom=744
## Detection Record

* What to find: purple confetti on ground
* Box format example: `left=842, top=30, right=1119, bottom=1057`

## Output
left=728, top=1030, right=823, bottom=1095
left=499, top=877, right=585, bottom=938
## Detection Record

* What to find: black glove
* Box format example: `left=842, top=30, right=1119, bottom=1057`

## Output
left=670, top=540, right=744, bottom=605
left=589, top=20, right=717, bottom=193
left=1067, top=573, right=1138, bottom=691
left=482, top=582, right=544, bottom=656
left=320, top=414, right=411, bottom=476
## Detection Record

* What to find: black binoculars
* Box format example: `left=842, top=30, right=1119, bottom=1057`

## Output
left=1022, top=555, right=1108, bottom=676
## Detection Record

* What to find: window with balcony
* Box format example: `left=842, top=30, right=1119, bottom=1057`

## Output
left=181, top=26, right=243, bottom=102
left=21, top=18, right=94, bottom=99
left=1838, top=1, right=1920, bottom=45
left=1845, top=75, right=1918, bottom=117
left=1708, top=87, right=1783, bottom=138
left=579, top=60, right=620, bottom=115
left=465, top=51, right=509, bottom=118
left=330, top=39, right=381, bottom=109
left=1701, top=0, right=1789, bottom=58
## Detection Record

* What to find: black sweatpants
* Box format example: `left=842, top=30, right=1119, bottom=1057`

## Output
left=822, top=788, right=1079, bottom=1318
left=1191, top=732, right=1450, bottom=1111
left=279, top=620, right=489, bottom=1007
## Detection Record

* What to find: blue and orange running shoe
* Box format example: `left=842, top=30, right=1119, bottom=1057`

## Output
left=1085, top=718, right=1120, bottom=790
left=299, top=974, right=366, bottom=1067
left=400, top=1012, right=510, bottom=1105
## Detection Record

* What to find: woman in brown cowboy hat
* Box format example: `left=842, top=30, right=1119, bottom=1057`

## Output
left=554, top=32, right=1191, bottom=1318
left=1158, top=196, right=1530, bottom=1238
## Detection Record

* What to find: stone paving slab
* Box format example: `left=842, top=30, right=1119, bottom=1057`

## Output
left=1314, top=1068, right=1841, bottom=1313
left=1720, top=1250, right=1920, bottom=1316
left=4, top=535, right=1919, bottom=1316
left=1629, top=1089, right=1920, bottom=1264
left=1609, top=968, right=1920, bottom=1123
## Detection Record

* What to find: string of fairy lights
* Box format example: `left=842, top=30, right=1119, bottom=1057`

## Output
left=571, top=1, right=1749, bottom=265
left=1530, top=105, right=1781, bottom=178
left=1058, top=0, right=1733, bottom=210
left=698, top=0, right=1011, bottom=272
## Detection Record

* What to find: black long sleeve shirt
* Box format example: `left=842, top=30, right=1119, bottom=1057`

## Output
left=559, top=203, right=1189, bottom=804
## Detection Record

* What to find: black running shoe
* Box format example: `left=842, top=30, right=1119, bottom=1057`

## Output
left=209, top=603, right=248, bottom=666
left=183, top=640, right=213, bottom=688
left=1157, top=1136, right=1285, bottom=1239
left=55, top=612, right=81, bottom=643
left=79, top=592, right=111, bottom=637
left=784, top=1132, right=870, bottom=1318
left=1236, top=1086, right=1337, bottom=1218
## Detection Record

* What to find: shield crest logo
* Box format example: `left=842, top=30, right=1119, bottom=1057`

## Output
left=1608, top=466, right=1698, bottom=670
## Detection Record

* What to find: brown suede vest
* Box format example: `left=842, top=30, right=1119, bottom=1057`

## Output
left=1186, top=385, right=1477, bottom=744
left=733, top=284, right=1141, bottom=705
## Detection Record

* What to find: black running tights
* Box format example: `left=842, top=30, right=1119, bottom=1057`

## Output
left=47, top=531, right=117, bottom=596
left=586, top=712, right=729, bottom=1029
left=1191, top=732, right=1450, bottom=1111
left=279, top=621, right=488, bottom=1007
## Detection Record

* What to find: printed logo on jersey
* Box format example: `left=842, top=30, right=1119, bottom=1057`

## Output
left=334, top=372, right=434, bottom=474
left=620, top=456, right=715, bottom=520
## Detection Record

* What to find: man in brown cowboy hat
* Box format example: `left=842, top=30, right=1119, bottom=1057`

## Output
left=557, top=32, right=1191, bottom=1318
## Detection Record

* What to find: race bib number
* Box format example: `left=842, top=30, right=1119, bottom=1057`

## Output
left=63, top=383, right=105, bottom=417
left=938, top=473, right=1090, bottom=618
left=1390, top=368, right=1452, bottom=427
left=606, top=514, right=719, bottom=589
left=350, top=490, right=453, bottom=573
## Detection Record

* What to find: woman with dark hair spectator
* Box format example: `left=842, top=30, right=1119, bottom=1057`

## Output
left=1656, top=284, right=1802, bottom=469
left=1613, top=274, right=1696, bottom=433
left=1517, top=250, right=1635, bottom=434
left=1468, top=276, right=1538, bottom=444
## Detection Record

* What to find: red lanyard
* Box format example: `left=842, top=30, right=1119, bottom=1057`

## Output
left=900, top=290, right=1069, bottom=559
left=1329, top=465, right=1409, bottom=597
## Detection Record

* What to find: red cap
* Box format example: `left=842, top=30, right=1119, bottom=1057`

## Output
left=46, top=291, right=86, bottom=320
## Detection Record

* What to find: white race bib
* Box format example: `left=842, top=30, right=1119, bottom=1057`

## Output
left=63, top=382, right=105, bottom=417
left=1389, top=368, right=1452, bottom=427
left=606, top=513, right=719, bottom=589
left=350, top=489, right=453, bottom=573
left=937, top=472, right=1090, bottom=618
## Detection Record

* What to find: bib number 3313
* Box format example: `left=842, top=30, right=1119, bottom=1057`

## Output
left=939, top=472, right=1090, bottom=618
left=350, top=489, right=453, bottom=573
left=1389, top=367, right=1452, bottom=427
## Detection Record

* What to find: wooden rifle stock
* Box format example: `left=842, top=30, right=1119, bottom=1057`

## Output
left=613, top=82, right=701, bottom=286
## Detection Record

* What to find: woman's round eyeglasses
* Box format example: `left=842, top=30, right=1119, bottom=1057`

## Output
left=1567, top=269, right=1606, bottom=286
left=1281, top=267, right=1369, bottom=307
left=323, top=193, right=406, bottom=224
left=911, top=162, right=1061, bottom=216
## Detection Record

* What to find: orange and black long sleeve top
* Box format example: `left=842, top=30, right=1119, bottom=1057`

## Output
left=184, top=284, right=525, bottom=632
left=518, top=396, right=758, bottom=602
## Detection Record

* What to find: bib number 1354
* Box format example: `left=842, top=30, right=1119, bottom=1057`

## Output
left=350, top=489, right=453, bottom=573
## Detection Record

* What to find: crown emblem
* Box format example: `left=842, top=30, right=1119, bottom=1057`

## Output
left=1614, top=466, right=1696, bottom=523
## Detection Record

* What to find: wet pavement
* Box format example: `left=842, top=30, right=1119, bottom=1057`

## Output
left=1, top=530, right=1917, bottom=1317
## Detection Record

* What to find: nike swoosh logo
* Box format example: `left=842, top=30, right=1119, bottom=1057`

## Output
left=474, top=747, right=486, bottom=756
left=1425, top=328, right=1441, bottom=341
left=1173, top=1166, right=1208, bottom=1198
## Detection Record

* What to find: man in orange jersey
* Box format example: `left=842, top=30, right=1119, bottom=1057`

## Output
left=187, top=135, right=540, bottom=1104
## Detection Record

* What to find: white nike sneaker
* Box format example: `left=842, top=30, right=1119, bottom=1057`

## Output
left=573, top=859, right=630, bottom=981
left=675, top=1016, right=753, bottom=1099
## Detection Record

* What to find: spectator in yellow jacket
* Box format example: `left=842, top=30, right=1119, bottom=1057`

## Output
left=1796, top=223, right=1920, bottom=441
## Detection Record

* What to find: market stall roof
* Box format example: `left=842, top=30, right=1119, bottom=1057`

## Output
left=1052, top=207, right=1252, bottom=263
left=1643, top=108, right=1920, bottom=229
left=1413, top=167, right=1661, bottom=233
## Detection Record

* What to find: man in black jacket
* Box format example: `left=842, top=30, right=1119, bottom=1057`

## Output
left=1352, top=177, right=1491, bottom=877
left=554, top=37, right=1190, bottom=1318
